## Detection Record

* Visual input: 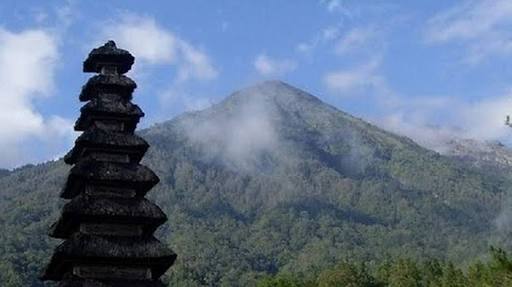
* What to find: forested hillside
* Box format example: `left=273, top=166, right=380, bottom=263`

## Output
left=256, top=247, right=512, bottom=286
left=0, top=81, right=511, bottom=286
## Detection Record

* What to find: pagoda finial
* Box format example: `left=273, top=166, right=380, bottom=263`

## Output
left=105, top=40, right=117, bottom=47
left=83, top=40, right=135, bottom=74
left=42, top=41, right=176, bottom=286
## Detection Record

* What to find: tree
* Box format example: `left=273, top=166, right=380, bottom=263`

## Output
left=317, top=262, right=377, bottom=287
left=387, top=259, right=422, bottom=287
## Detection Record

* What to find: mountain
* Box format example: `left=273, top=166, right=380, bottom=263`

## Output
left=0, top=81, right=510, bottom=286
left=0, top=168, right=10, bottom=178
left=442, top=138, right=512, bottom=172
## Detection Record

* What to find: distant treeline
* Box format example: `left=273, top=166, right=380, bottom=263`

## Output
left=256, top=247, right=512, bottom=287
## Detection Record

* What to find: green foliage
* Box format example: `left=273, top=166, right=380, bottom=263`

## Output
left=257, top=248, right=512, bottom=287
left=0, top=86, right=511, bottom=286
left=317, top=262, right=377, bottom=287
left=466, top=247, right=512, bottom=286
left=387, top=259, right=422, bottom=287
left=257, top=274, right=307, bottom=287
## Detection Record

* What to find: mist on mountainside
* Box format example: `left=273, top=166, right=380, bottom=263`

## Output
left=1, top=81, right=511, bottom=286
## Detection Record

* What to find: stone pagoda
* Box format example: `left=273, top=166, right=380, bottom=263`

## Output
left=41, top=41, right=176, bottom=286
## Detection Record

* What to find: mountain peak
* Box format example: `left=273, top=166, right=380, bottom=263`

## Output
left=245, top=79, right=298, bottom=91
left=226, top=80, right=323, bottom=107
left=252, top=79, right=289, bottom=87
left=153, top=79, right=420, bottom=174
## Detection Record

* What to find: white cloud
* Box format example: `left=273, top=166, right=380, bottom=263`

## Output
left=158, top=87, right=215, bottom=119
left=180, top=90, right=279, bottom=172
left=377, top=104, right=463, bottom=153
left=322, top=31, right=512, bottom=151
left=102, top=14, right=218, bottom=82
left=221, top=21, right=229, bottom=32
left=322, top=26, right=341, bottom=41
left=323, top=58, right=384, bottom=95
left=380, top=116, right=444, bottom=151
left=425, top=0, right=512, bottom=63
left=335, top=27, right=376, bottom=55
left=253, top=54, right=297, bottom=77
left=320, top=0, right=347, bottom=13
left=297, top=24, right=382, bottom=59
left=457, top=95, right=512, bottom=140
left=296, top=25, right=341, bottom=54
left=98, top=13, right=219, bottom=124
left=103, top=15, right=176, bottom=64
left=376, top=92, right=512, bottom=152
left=177, top=40, right=218, bottom=82
left=296, top=43, right=312, bottom=54
left=0, top=27, right=74, bottom=168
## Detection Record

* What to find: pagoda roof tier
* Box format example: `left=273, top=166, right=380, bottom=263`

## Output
left=50, top=194, right=167, bottom=239
left=57, top=277, right=166, bottom=287
left=64, top=129, right=149, bottom=164
left=79, top=75, right=136, bottom=102
left=41, top=233, right=176, bottom=281
left=74, top=97, right=144, bottom=131
left=61, top=160, right=159, bottom=199
left=83, top=41, right=135, bottom=74
left=80, top=95, right=144, bottom=117
left=75, top=117, right=140, bottom=134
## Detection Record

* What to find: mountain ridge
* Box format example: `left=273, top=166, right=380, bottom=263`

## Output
left=0, top=81, right=510, bottom=286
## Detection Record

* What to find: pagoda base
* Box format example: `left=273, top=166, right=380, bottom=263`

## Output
left=73, top=265, right=152, bottom=280
left=58, top=280, right=167, bottom=287
left=59, top=274, right=166, bottom=287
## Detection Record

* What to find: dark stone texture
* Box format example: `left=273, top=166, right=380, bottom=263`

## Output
left=42, top=233, right=176, bottom=281
left=79, top=95, right=144, bottom=117
left=58, top=275, right=167, bottom=287
left=50, top=194, right=167, bottom=238
left=79, top=74, right=136, bottom=102
left=42, top=41, right=176, bottom=285
left=61, top=160, right=159, bottom=199
left=75, top=96, right=144, bottom=132
left=64, top=128, right=149, bottom=164
left=83, top=40, right=135, bottom=74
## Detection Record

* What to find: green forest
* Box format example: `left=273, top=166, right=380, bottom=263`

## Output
left=256, top=247, right=512, bottom=287
left=1, top=82, right=511, bottom=286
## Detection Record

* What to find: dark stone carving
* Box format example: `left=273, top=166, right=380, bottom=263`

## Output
left=83, top=40, right=135, bottom=74
left=41, top=41, right=176, bottom=285
left=80, top=75, right=137, bottom=101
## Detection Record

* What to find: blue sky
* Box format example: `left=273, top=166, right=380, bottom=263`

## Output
left=0, top=0, right=511, bottom=168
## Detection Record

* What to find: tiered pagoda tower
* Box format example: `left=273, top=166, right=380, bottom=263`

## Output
left=41, top=41, right=176, bottom=286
